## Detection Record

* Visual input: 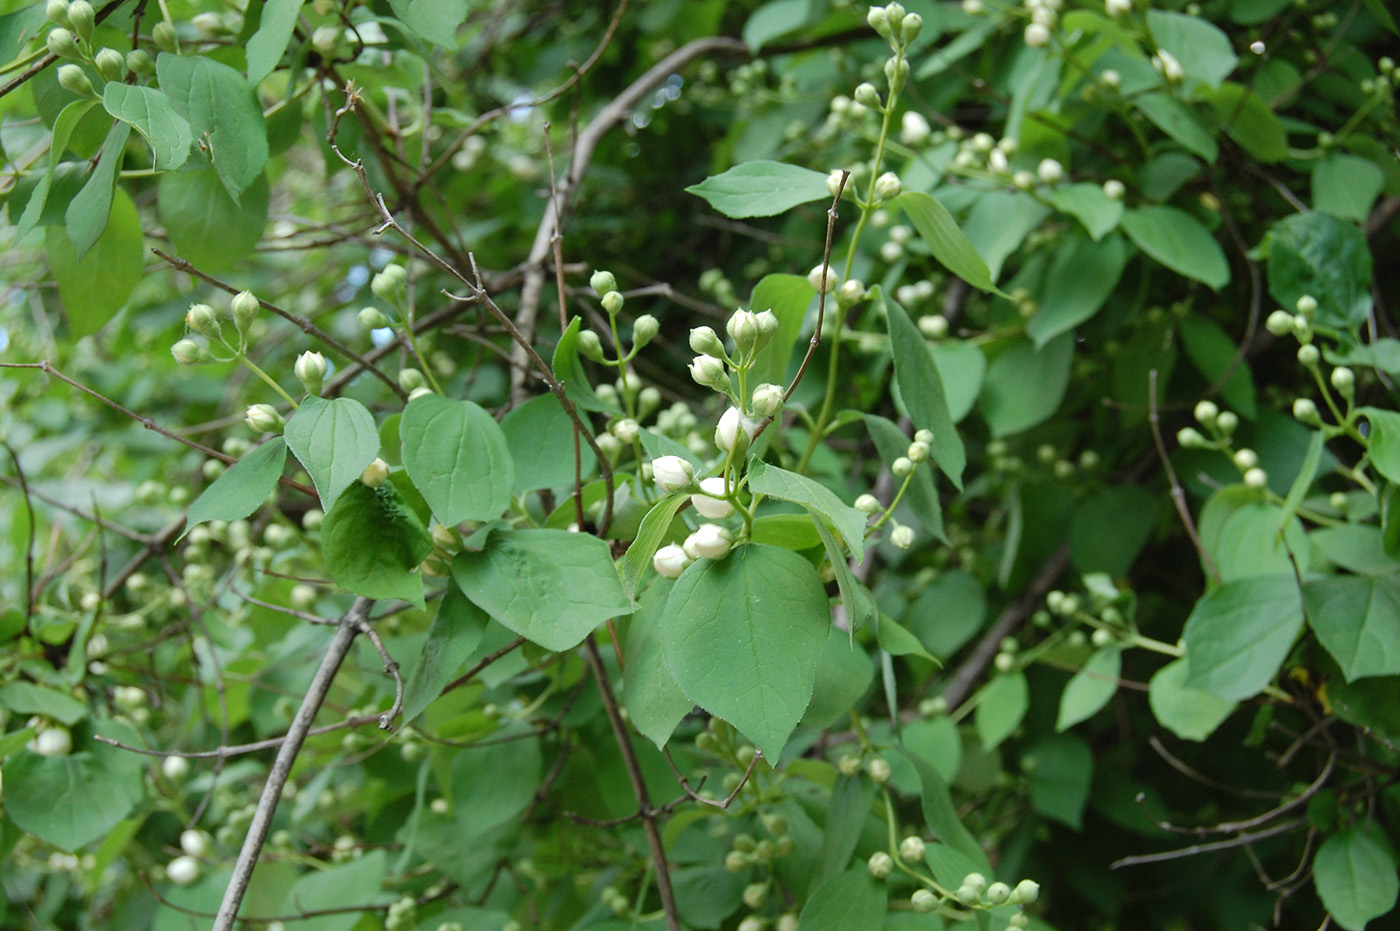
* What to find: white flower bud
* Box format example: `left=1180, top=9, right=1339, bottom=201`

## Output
left=827, top=169, right=847, bottom=196
left=1265, top=310, right=1295, bottom=335
left=868, top=851, right=894, bottom=878
left=751, top=382, right=784, bottom=418
left=755, top=309, right=780, bottom=345
left=1037, top=158, right=1064, bottom=184
left=689, top=326, right=725, bottom=357
left=230, top=290, right=259, bottom=332
left=612, top=418, right=640, bottom=445
left=185, top=303, right=220, bottom=338
left=1106, top=0, right=1131, bottom=14
left=855, top=493, right=882, bottom=515
left=900, top=836, right=927, bottom=861
left=1296, top=294, right=1318, bottom=317
left=1153, top=49, right=1184, bottom=83
left=33, top=725, right=72, bottom=756
left=892, top=456, right=914, bottom=476
left=371, top=267, right=406, bottom=302
left=601, top=291, right=625, bottom=315
left=360, top=458, right=389, bottom=488
left=1194, top=400, right=1218, bottom=426
left=891, top=524, right=915, bottom=549
left=167, top=855, right=201, bottom=886
left=685, top=523, right=733, bottom=560
left=900, top=11, right=922, bottom=42
left=692, top=476, right=734, bottom=519
left=398, top=368, right=426, bottom=392
left=575, top=329, right=606, bottom=362
left=689, top=354, right=729, bottom=391
left=985, top=881, right=1012, bottom=905
left=163, top=755, right=190, bottom=780
left=1297, top=344, right=1320, bottom=367
left=632, top=314, right=659, bottom=349
left=838, top=279, right=866, bottom=306
left=1103, top=179, right=1125, bottom=200
left=67, top=0, right=93, bottom=39
left=1176, top=427, right=1206, bottom=448
left=180, top=830, right=210, bottom=857
left=808, top=264, right=838, bottom=294
left=46, top=0, right=71, bottom=26
left=1243, top=467, right=1268, bottom=488
left=1101, top=68, right=1121, bottom=88
left=1013, top=169, right=1035, bottom=189
left=901, top=110, right=931, bottom=145
left=408, top=386, right=433, bottom=401
left=728, top=309, right=760, bottom=355
left=295, top=351, right=327, bottom=395
left=1234, top=448, right=1258, bottom=469
left=357, top=306, right=390, bottom=331
left=963, top=0, right=984, bottom=11
left=171, top=338, right=206, bottom=365
left=95, top=46, right=124, bottom=82
left=653, top=543, right=690, bottom=579
left=884, top=57, right=910, bottom=85
left=854, top=81, right=882, bottom=109
left=1331, top=366, right=1355, bottom=394
left=1024, top=22, right=1050, bottom=46
left=1293, top=397, right=1320, bottom=425
left=911, top=889, right=937, bottom=912
left=1009, top=879, right=1041, bottom=905
left=907, top=440, right=930, bottom=462
left=918, top=315, right=949, bottom=338
left=874, top=171, right=902, bottom=201
left=245, top=404, right=284, bottom=433
left=590, top=270, right=617, bottom=296
left=651, top=455, right=694, bottom=494
left=715, top=407, right=757, bottom=454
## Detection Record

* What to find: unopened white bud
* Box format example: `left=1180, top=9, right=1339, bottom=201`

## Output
left=728, top=309, right=760, bottom=355
left=685, top=523, right=733, bottom=560
left=715, top=407, right=756, bottom=454
left=751, top=383, right=784, bottom=418
left=163, top=755, right=190, bottom=780
left=1154, top=49, right=1184, bottom=82
left=1265, top=310, right=1295, bottom=335
left=245, top=404, right=284, bottom=433
left=651, top=455, right=694, bottom=494
left=839, top=279, right=866, bottom=305
left=689, top=326, right=725, bottom=357
left=855, top=493, right=882, bottom=515
left=918, top=315, right=949, bottom=338
left=868, top=851, right=894, bottom=878
left=1296, top=294, right=1318, bottom=317
left=692, top=476, right=734, bottom=519
left=689, top=354, right=729, bottom=391
left=1176, top=427, right=1206, bottom=448
left=171, top=339, right=206, bottom=365
left=907, top=440, right=929, bottom=462
left=601, top=291, right=625, bottom=315
left=1194, top=400, right=1218, bottom=426
left=294, top=351, right=327, bottom=395
left=1243, top=467, right=1268, bottom=488
left=808, top=264, right=838, bottom=294
left=1106, top=0, right=1131, bottom=14
left=900, top=836, right=927, bottom=861
left=874, top=171, right=902, bottom=201
left=185, top=303, right=220, bottom=338
left=901, top=110, right=931, bottom=145
left=854, top=82, right=882, bottom=109
left=1103, top=179, right=1125, bottom=200
left=632, top=314, right=659, bottom=349
left=590, top=269, right=618, bottom=296
left=652, top=543, right=690, bottom=579
left=827, top=169, right=847, bottom=197
left=360, top=458, right=389, bottom=488
left=167, top=856, right=201, bottom=886
left=1024, top=22, right=1050, bottom=46
left=1037, top=158, right=1064, bottom=184
left=891, top=524, right=915, bottom=549
left=892, top=456, right=914, bottom=476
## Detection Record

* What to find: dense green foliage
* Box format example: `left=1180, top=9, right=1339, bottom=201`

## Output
left=0, top=0, right=1398, bottom=929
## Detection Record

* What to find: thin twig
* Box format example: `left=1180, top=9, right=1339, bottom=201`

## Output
left=783, top=172, right=848, bottom=405
left=2, top=441, right=37, bottom=619
left=1111, top=817, right=1306, bottom=869
left=662, top=745, right=763, bottom=810
left=583, top=635, right=681, bottom=931
left=1148, top=369, right=1221, bottom=585
left=212, top=598, right=369, bottom=931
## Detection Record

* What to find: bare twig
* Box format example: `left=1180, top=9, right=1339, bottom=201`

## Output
left=212, top=598, right=368, bottom=930
left=583, top=635, right=680, bottom=931
left=1111, top=817, right=1306, bottom=869
left=784, top=172, right=848, bottom=405
left=662, top=745, right=763, bottom=810
left=2, top=441, right=38, bottom=619
left=1148, top=369, right=1221, bottom=585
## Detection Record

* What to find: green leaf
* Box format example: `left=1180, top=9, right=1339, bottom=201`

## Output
left=672, top=864, right=748, bottom=929
left=748, top=273, right=815, bottom=388
left=0, top=681, right=88, bottom=725
left=1303, top=575, right=1400, bottom=681
left=930, top=340, right=985, bottom=424
left=1278, top=431, right=1324, bottom=535
left=183, top=438, right=286, bottom=537
left=622, top=493, right=688, bottom=598
left=246, top=0, right=306, bottom=84
left=446, top=734, right=542, bottom=837
left=45, top=188, right=142, bottom=338
left=897, top=191, right=1001, bottom=294
left=1313, top=153, right=1385, bottom=222
left=158, top=167, right=270, bottom=272
left=553, top=317, right=616, bottom=414
left=13, top=99, right=98, bottom=243
left=1179, top=313, right=1256, bottom=417
left=1313, top=525, right=1398, bottom=576
left=401, top=580, right=489, bottom=723
left=283, top=396, right=380, bottom=513
left=64, top=120, right=129, bottom=260
left=321, top=481, right=432, bottom=607
left=1048, top=182, right=1125, bottom=240
left=1026, top=733, right=1094, bottom=829
left=1133, top=93, right=1219, bottom=163
left=662, top=544, right=830, bottom=761
left=1182, top=574, right=1305, bottom=699
left=1056, top=647, right=1121, bottom=731
left=815, top=774, right=877, bottom=888
left=799, top=869, right=887, bottom=931
left=875, top=615, right=936, bottom=662
left=748, top=460, right=867, bottom=561
left=1362, top=407, right=1400, bottom=484
left=0, top=4, right=48, bottom=65
left=1148, top=657, right=1236, bottom=741
left=388, top=0, right=469, bottom=48
left=102, top=83, right=191, bottom=171
left=1265, top=212, right=1373, bottom=328
left=1070, top=484, right=1161, bottom=577
left=905, top=570, right=986, bottom=658
left=961, top=190, right=1050, bottom=283
left=812, top=517, right=873, bottom=632
left=979, top=333, right=1074, bottom=437
left=864, top=413, right=944, bottom=542
left=278, top=851, right=392, bottom=931
left=743, top=0, right=811, bottom=50
left=685, top=160, right=832, bottom=218
left=1146, top=10, right=1238, bottom=88
left=976, top=670, right=1028, bottom=750
left=881, top=289, right=966, bottom=487
left=895, top=747, right=991, bottom=872
left=1120, top=206, right=1230, bottom=290
left=1199, top=491, right=1308, bottom=581
left=1313, top=829, right=1399, bottom=931
left=400, top=394, right=513, bottom=525
left=4, top=723, right=145, bottom=851
left=751, top=513, right=824, bottom=550
left=1026, top=235, right=1129, bottom=348
left=1358, top=0, right=1397, bottom=33
left=156, top=53, right=269, bottom=199
left=452, top=529, right=632, bottom=651
left=624, top=580, right=693, bottom=749
left=801, top=630, right=875, bottom=730
left=501, top=394, right=589, bottom=494
left=1203, top=82, right=1288, bottom=163
left=1332, top=340, right=1400, bottom=375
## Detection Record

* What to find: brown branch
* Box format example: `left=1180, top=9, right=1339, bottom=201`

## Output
left=583, top=635, right=680, bottom=931
left=2, top=441, right=38, bottom=619
left=783, top=172, right=848, bottom=405
left=1148, top=369, right=1221, bottom=585
left=212, top=598, right=369, bottom=931
left=1111, top=817, right=1307, bottom=869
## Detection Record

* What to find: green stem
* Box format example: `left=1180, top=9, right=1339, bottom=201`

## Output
left=236, top=354, right=298, bottom=408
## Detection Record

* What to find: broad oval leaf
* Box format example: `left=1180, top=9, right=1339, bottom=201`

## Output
left=451, top=529, right=632, bottom=651
left=1148, top=657, right=1236, bottom=741
left=1134, top=93, right=1219, bottom=163
left=401, top=580, right=489, bottom=723
left=284, top=396, right=380, bottom=513
left=1027, top=235, right=1129, bottom=348
left=1120, top=206, right=1230, bottom=290
left=183, top=437, right=286, bottom=537
left=1265, top=212, right=1372, bottom=328
left=102, top=83, right=191, bottom=171
left=401, top=393, right=514, bottom=525
left=1056, top=646, right=1122, bottom=731
left=976, top=670, right=1028, bottom=750
left=1313, top=829, right=1400, bottom=931
left=1302, top=575, right=1400, bottom=681
left=156, top=53, right=269, bottom=199
left=1048, top=182, right=1125, bottom=241
left=685, top=160, right=831, bottom=218
left=748, top=459, right=867, bottom=560
left=979, top=333, right=1074, bottom=438
left=158, top=167, right=269, bottom=272
left=798, top=868, right=887, bottom=931
left=748, top=273, right=815, bottom=388
left=881, top=288, right=966, bottom=488
left=662, top=543, right=830, bottom=761
left=246, top=0, right=306, bottom=84
left=1182, top=574, right=1304, bottom=700
left=321, top=481, right=433, bottom=608
left=623, top=579, right=693, bottom=749
left=65, top=120, right=130, bottom=260
left=1146, top=9, right=1238, bottom=89
left=45, top=187, right=142, bottom=338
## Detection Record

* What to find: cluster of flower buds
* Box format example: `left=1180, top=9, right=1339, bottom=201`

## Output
left=1021, top=0, right=1063, bottom=47
left=652, top=523, right=734, bottom=578
left=172, top=291, right=261, bottom=365
left=866, top=2, right=923, bottom=51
